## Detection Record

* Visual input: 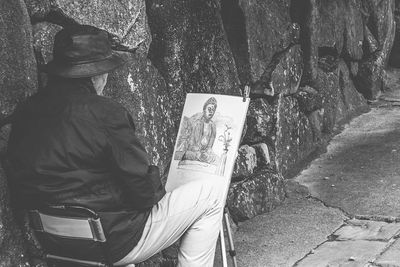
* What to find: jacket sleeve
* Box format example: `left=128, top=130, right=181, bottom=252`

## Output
left=103, top=108, right=165, bottom=210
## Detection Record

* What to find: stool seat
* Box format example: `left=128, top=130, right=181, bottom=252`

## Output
left=29, top=205, right=112, bottom=267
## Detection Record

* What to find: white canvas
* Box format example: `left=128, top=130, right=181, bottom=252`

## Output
left=166, top=93, right=250, bottom=192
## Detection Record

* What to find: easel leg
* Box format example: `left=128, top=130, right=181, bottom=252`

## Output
left=220, top=222, right=228, bottom=267
left=223, top=207, right=238, bottom=267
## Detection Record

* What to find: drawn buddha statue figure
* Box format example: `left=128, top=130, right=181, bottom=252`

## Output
left=181, top=97, right=218, bottom=164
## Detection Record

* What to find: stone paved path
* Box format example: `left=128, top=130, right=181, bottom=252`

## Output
left=294, top=70, right=400, bottom=267
left=293, top=104, right=400, bottom=266
left=295, top=219, right=400, bottom=266
left=221, top=70, right=400, bottom=267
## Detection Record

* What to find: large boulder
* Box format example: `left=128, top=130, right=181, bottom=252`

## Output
left=252, top=45, right=303, bottom=96
left=315, top=68, right=340, bottom=134
left=349, top=62, right=359, bottom=77
left=356, top=0, right=396, bottom=99
left=354, top=52, right=384, bottom=100
left=0, top=159, right=29, bottom=267
left=269, top=45, right=303, bottom=96
left=241, top=99, right=279, bottom=173
left=146, top=0, right=241, bottom=125
left=291, top=0, right=319, bottom=85
left=227, top=169, right=286, bottom=222
left=308, top=109, right=324, bottom=142
left=243, top=93, right=324, bottom=177
left=274, top=95, right=315, bottom=177
left=51, top=0, right=151, bottom=54
left=32, top=22, right=62, bottom=65
left=244, top=95, right=318, bottom=178
left=295, top=86, right=322, bottom=114
left=238, top=0, right=292, bottom=82
left=105, top=53, right=175, bottom=180
left=336, top=61, right=369, bottom=123
left=270, top=62, right=368, bottom=177
left=251, top=143, right=273, bottom=170
left=0, top=0, right=37, bottom=117
left=242, top=98, right=276, bottom=146
left=232, top=145, right=258, bottom=181
left=220, top=0, right=250, bottom=86
left=318, top=0, right=345, bottom=56
left=342, top=0, right=364, bottom=60
left=363, top=0, right=396, bottom=51
left=32, top=22, right=62, bottom=88
left=389, top=0, right=400, bottom=67
left=293, top=0, right=362, bottom=83
left=0, top=0, right=38, bottom=265
left=363, top=25, right=379, bottom=55
left=24, top=0, right=51, bottom=22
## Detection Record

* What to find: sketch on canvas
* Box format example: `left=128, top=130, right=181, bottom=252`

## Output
left=166, top=93, right=249, bottom=191
left=174, top=96, right=233, bottom=176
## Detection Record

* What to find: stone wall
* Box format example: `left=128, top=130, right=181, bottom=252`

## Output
left=389, top=0, right=400, bottom=67
left=0, top=0, right=37, bottom=265
left=0, top=0, right=396, bottom=266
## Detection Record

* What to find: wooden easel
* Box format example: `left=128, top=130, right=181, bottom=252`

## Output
left=220, top=207, right=238, bottom=267
left=219, top=85, right=250, bottom=267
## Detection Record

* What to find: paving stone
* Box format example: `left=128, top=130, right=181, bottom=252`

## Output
left=334, top=219, right=400, bottom=242
left=296, top=240, right=386, bottom=267
left=374, top=237, right=400, bottom=267
left=228, top=183, right=346, bottom=267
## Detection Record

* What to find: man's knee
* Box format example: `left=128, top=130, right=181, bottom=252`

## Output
left=170, top=178, right=226, bottom=211
left=195, top=178, right=226, bottom=205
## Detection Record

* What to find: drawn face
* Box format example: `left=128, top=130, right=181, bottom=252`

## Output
left=203, top=104, right=216, bottom=121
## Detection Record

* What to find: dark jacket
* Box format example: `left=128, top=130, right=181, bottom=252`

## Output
left=6, top=78, right=166, bottom=262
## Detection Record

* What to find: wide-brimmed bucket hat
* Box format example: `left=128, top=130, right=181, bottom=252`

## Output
left=43, top=25, right=125, bottom=78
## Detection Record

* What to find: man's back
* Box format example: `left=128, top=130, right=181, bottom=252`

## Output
left=8, top=79, right=124, bottom=209
left=6, top=78, right=161, bottom=262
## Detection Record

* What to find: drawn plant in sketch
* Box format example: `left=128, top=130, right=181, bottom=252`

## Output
left=215, top=125, right=233, bottom=176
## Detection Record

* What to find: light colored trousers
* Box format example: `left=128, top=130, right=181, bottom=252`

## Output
left=114, top=178, right=226, bottom=267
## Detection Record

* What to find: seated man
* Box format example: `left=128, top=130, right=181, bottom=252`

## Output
left=6, top=25, right=225, bottom=267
